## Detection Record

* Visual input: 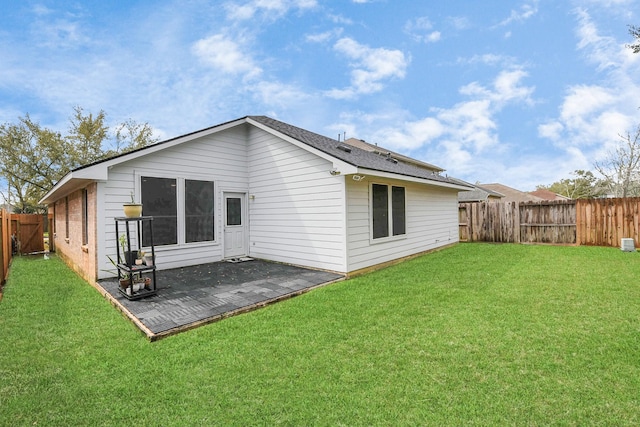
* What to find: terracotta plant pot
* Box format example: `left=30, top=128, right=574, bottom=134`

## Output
left=119, top=278, right=131, bottom=289
left=123, top=203, right=143, bottom=218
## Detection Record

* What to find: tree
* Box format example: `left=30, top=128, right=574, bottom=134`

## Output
left=113, top=118, right=156, bottom=154
left=0, top=108, right=157, bottom=213
left=627, top=25, right=640, bottom=53
left=594, top=125, right=640, bottom=198
left=67, top=106, right=109, bottom=168
left=537, top=170, right=607, bottom=199
left=0, top=116, right=71, bottom=212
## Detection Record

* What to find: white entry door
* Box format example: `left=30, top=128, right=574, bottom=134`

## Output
left=223, top=192, right=247, bottom=258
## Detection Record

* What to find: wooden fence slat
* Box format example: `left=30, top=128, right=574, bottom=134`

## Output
left=460, top=198, right=640, bottom=247
left=0, top=209, right=12, bottom=286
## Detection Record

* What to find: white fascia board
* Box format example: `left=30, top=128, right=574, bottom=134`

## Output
left=246, top=117, right=358, bottom=175
left=356, top=168, right=472, bottom=191
left=38, top=163, right=110, bottom=204
left=39, top=172, right=72, bottom=204
left=39, top=176, right=95, bottom=204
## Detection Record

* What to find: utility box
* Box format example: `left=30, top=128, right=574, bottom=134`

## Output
left=621, top=238, right=636, bottom=252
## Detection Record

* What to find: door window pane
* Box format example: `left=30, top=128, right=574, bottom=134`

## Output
left=142, top=177, right=177, bottom=246
left=185, top=180, right=214, bottom=243
left=226, top=197, right=242, bottom=226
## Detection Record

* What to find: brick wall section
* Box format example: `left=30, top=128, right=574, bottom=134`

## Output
left=52, top=183, right=98, bottom=283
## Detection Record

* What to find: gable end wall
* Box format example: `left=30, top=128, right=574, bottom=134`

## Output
left=97, top=125, right=250, bottom=279
left=247, top=127, right=347, bottom=272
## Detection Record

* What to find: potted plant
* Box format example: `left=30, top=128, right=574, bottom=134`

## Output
left=123, top=192, right=142, bottom=218
left=105, top=255, right=131, bottom=289
left=141, top=251, right=154, bottom=266
left=119, top=234, right=138, bottom=266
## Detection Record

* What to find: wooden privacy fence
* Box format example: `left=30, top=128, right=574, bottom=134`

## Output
left=0, top=209, right=12, bottom=286
left=11, top=214, right=45, bottom=254
left=575, top=197, right=640, bottom=247
left=459, top=200, right=576, bottom=244
left=459, top=198, right=640, bottom=247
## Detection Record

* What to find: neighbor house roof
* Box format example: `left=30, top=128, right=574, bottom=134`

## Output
left=40, top=116, right=471, bottom=204
left=528, top=189, right=572, bottom=201
left=479, top=183, right=543, bottom=203
left=342, top=137, right=444, bottom=172
left=458, top=184, right=505, bottom=202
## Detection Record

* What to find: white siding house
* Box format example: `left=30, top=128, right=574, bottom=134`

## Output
left=40, top=116, right=471, bottom=283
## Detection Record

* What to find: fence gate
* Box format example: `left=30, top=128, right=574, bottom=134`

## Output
left=11, top=214, right=45, bottom=254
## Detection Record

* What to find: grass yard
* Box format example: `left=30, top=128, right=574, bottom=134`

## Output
left=0, top=243, right=639, bottom=426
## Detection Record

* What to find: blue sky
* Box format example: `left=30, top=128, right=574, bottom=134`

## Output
left=1, top=0, right=639, bottom=190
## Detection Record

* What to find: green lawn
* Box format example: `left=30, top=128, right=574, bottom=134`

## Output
left=0, top=244, right=639, bottom=426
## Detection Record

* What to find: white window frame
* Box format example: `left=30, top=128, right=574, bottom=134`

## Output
left=135, top=170, right=219, bottom=249
left=369, top=182, right=407, bottom=242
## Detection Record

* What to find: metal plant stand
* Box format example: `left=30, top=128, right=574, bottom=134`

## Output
left=115, top=216, right=157, bottom=300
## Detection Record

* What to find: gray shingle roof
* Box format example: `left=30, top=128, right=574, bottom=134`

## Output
left=64, top=115, right=471, bottom=187
left=249, top=116, right=468, bottom=187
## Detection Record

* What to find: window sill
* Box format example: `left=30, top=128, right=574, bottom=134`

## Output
left=81, top=245, right=89, bottom=253
left=64, top=238, right=70, bottom=244
left=370, top=234, right=407, bottom=245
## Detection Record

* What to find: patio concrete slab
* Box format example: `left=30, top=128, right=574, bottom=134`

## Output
left=97, top=259, right=343, bottom=340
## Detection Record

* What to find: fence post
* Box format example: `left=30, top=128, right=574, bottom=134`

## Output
left=0, top=209, right=12, bottom=286
left=513, top=202, right=521, bottom=243
left=0, top=209, right=4, bottom=285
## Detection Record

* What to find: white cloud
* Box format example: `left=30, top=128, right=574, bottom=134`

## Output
left=192, top=34, right=262, bottom=79
left=306, top=29, right=342, bottom=43
left=28, top=4, right=91, bottom=49
left=574, top=8, right=620, bottom=70
left=344, top=67, right=534, bottom=158
left=328, top=14, right=353, bottom=25
left=538, top=9, right=640, bottom=162
left=460, top=53, right=517, bottom=68
left=404, top=17, right=442, bottom=44
left=495, top=1, right=538, bottom=27
left=250, top=81, right=312, bottom=108
left=325, top=37, right=409, bottom=99
left=538, top=122, right=564, bottom=140
left=372, top=117, right=445, bottom=150
left=31, top=4, right=53, bottom=16
left=447, top=16, right=470, bottom=30
left=224, top=0, right=317, bottom=21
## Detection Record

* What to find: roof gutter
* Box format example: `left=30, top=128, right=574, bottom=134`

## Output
left=354, top=168, right=473, bottom=191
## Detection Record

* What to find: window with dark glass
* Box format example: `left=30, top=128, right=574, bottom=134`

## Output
left=226, top=197, right=242, bottom=226
left=372, top=184, right=389, bottom=239
left=185, top=180, right=215, bottom=243
left=142, top=177, right=177, bottom=246
left=372, top=184, right=406, bottom=239
left=82, top=189, right=88, bottom=245
left=65, top=196, right=69, bottom=239
left=392, top=186, right=406, bottom=236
